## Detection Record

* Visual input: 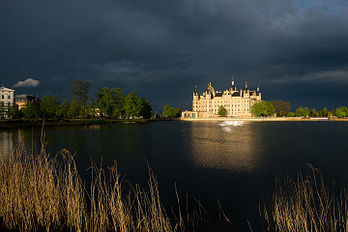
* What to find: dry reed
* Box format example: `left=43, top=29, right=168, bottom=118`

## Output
left=263, top=162, right=348, bottom=232
left=0, top=143, right=206, bottom=232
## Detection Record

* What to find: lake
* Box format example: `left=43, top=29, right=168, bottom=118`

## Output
left=1, top=121, right=348, bottom=230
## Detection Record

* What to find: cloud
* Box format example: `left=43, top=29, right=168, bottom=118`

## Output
left=270, top=70, right=348, bottom=84
left=13, top=78, right=40, bottom=88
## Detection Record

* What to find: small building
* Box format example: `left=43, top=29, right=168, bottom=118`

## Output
left=0, top=84, right=15, bottom=119
left=15, top=94, right=41, bottom=110
left=182, top=78, right=262, bottom=119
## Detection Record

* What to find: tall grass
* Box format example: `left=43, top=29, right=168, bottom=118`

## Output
left=263, top=162, right=348, bottom=232
left=0, top=145, right=206, bottom=232
left=5, top=135, right=348, bottom=231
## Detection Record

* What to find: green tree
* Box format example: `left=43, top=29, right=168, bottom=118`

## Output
left=295, top=107, right=309, bottom=117
left=139, top=98, right=152, bottom=119
left=218, top=105, right=227, bottom=117
left=334, top=107, right=348, bottom=118
left=271, top=100, right=291, bottom=117
left=67, top=99, right=79, bottom=118
left=318, top=107, right=329, bottom=117
left=8, top=105, right=21, bottom=119
left=251, top=101, right=275, bottom=117
left=71, top=80, right=90, bottom=117
left=124, top=92, right=142, bottom=119
left=94, top=87, right=125, bottom=118
left=22, top=102, right=40, bottom=118
left=162, top=105, right=181, bottom=118
left=286, top=112, right=295, bottom=117
left=95, top=87, right=115, bottom=117
left=309, top=108, right=318, bottom=117
left=40, top=96, right=59, bottom=118
left=56, top=99, right=69, bottom=119
left=112, top=88, right=125, bottom=118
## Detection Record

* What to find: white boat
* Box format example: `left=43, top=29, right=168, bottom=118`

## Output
left=219, top=121, right=244, bottom=127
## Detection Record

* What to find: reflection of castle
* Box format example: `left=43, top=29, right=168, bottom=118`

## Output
left=182, top=78, right=261, bottom=119
left=189, top=122, right=261, bottom=172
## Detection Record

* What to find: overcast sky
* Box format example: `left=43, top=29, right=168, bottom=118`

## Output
left=1, top=0, right=348, bottom=111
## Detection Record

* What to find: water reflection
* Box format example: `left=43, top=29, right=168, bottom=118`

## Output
left=189, top=121, right=262, bottom=173
left=0, top=129, right=25, bottom=158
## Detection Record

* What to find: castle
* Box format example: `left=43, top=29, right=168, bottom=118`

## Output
left=182, top=78, right=261, bottom=119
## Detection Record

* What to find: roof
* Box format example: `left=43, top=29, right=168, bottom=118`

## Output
left=215, top=92, right=223, bottom=97
left=0, top=86, right=15, bottom=92
left=232, top=92, right=240, bottom=96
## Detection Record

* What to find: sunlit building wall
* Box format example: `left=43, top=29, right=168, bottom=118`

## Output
left=182, top=79, right=261, bottom=119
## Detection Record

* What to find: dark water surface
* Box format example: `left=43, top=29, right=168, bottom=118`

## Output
left=1, top=121, right=348, bottom=230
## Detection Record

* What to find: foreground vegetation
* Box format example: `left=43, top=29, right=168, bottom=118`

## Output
left=1, top=140, right=348, bottom=231
left=0, top=146, right=209, bottom=232
left=263, top=163, right=348, bottom=232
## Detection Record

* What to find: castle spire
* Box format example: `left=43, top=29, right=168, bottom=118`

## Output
left=245, top=81, right=248, bottom=89
left=194, top=84, right=197, bottom=92
left=257, top=85, right=260, bottom=92
left=231, top=76, right=235, bottom=86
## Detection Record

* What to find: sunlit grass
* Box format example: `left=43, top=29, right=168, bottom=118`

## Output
left=0, top=145, right=207, bottom=232
left=262, top=163, right=348, bottom=232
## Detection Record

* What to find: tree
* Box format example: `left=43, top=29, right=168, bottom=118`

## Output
left=271, top=100, right=291, bottom=117
left=40, top=96, right=59, bottom=118
left=71, top=80, right=90, bottom=117
left=67, top=99, right=79, bottom=118
left=22, top=102, right=40, bottom=118
left=318, top=107, right=329, bottom=117
left=95, top=87, right=116, bottom=117
left=56, top=99, right=69, bottom=119
left=334, top=107, right=348, bottom=118
left=112, top=88, right=125, bottom=118
left=218, top=105, right=227, bottom=117
left=251, top=101, right=275, bottom=117
left=8, top=105, right=21, bottom=119
left=162, top=105, right=181, bottom=118
left=139, top=98, right=152, bottom=119
left=295, top=107, right=309, bottom=117
left=94, top=87, right=125, bottom=118
left=286, top=112, right=295, bottom=117
left=309, top=108, right=318, bottom=117
left=123, top=92, right=142, bottom=119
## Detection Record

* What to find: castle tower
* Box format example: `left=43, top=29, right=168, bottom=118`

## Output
left=192, top=84, right=199, bottom=111
left=230, top=76, right=237, bottom=92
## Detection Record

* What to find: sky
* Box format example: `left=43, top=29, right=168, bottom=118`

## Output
left=1, top=0, right=348, bottom=112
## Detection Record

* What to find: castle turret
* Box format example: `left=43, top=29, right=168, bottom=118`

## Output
left=230, top=76, right=237, bottom=92
left=192, top=84, right=199, bottom=111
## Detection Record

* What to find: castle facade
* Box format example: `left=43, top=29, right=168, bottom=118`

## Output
left=182, top=79, right=261, bottom=119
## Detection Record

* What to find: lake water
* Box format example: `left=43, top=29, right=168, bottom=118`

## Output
left=1, top=121, right=348, bottom=230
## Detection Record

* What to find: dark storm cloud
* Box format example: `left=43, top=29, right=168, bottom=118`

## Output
left=1, top=0, right=348, bottom=110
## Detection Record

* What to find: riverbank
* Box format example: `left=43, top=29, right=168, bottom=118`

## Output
left=181, top=117, right=348, bottom=122
left=0, top=118, right=151, bottom=129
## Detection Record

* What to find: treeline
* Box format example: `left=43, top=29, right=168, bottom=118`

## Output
left=252, top=100, right=348, bottom=118
left=7, top=80, right=153, bottom=120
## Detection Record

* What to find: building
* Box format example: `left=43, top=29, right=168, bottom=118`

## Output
left=182, top=79, right=261, bottom=119
left=0, top=84, right=15, bottom=119
left=15, top=94, right=41, bottom=110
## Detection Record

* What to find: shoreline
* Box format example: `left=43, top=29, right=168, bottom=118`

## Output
left=1, top=117, right=347, bottom=129
left=0, top=119, right=152, bottom=129
left=181, top=117, right=348, bottom=122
